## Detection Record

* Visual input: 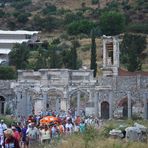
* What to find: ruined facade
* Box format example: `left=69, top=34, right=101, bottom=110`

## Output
left=0, top=36, right=148, bottom=119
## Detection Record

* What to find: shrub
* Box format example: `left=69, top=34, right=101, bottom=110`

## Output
left=17, top=13, right=30, bottom=23
left=91, top=0, right=99, bottom=5
left=42, top=4, right=57, bottom=15
left=0, top=66, right=16, bottom=80
left=83, top=126, right=98, bottom=148
left=0, top=9, right=5, bottom=18
left=99, top=122, right=116, bottom=138
left=126, top=23, right=148, bottom=34
left=0, top=116, right=15, bottom=127
left=67, top=20, right=95, bottom=35
left=64, top=12, right=84, bottom=24
left=11, top=0, right=32, bottom=9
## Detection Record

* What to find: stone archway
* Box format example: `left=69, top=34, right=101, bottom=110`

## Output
left=101, top=101, right=109, bottom=119
left=69, top=89, right=89, bottom=116
left=0, top=96, right=5, bottom=114
left=46, top=89, right=64, bottom=113
left=118, top=97, right=133, bottom=118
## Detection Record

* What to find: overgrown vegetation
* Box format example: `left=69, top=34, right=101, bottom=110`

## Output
left=0, top=66, right=16, bottom=80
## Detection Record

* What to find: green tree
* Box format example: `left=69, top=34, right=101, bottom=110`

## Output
left=49, top=45, right=63, bottom=68
left=9, top=43, right=30, bottom=69
left=67, top=20, right=95, bottom=35
left=70, top=40, right=79, bottom=69
left=90, top=29, right=97, bottom=77
left=100, top=11, right=125, bottom=35
left=120, top=34, right=146, bottom=72
left=34, top=47, right=48, bottom=70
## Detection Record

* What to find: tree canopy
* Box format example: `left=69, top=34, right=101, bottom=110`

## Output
left=100, top=11, right=125, bottom=35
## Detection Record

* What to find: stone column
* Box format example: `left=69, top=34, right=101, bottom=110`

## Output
left=43, top=92, right=48, bottom=112
left=94, top=91, right=98, bottom=116
left=26, top=92, right=29, bottom=116
left=56, top=97, right=60, bottom=113
left=89, top=90, right=93, bottom=102
left=17, top=91, right=22, bottom=116
left=109, top=92, right=113, bottom=119
left=77, top=91, right=80, bottom=116
left=103, top=39, right=107, bottom=67
left=113, top=37, right=119, bottom=67
left=143, top=93, right=148, bottom=120
left=127, top=91, right=132, bottom=119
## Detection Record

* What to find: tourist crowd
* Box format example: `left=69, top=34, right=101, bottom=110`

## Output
left=0, top=111, right=101, bottom=148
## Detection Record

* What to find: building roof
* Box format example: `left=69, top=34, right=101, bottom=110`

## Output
left=0, top=39, right=29, bottom=44
left=0, top=49, right=11, bottom=54
left=118, top=69, right=148, bottom=76
left=0, top=30, right=39, bottom=35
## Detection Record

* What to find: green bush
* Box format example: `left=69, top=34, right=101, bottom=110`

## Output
left=0, top=9, right=5, bottom=18
left=67, top=20, right=95, bottom=35
left=0, top=66, right=16, bottom=80
left=100, top=122, right=116, bottom=138
left=91, top=0, right=99, bottom=5
left=17, top=13, right=30, bottom=23
left=42, top=4, right=57, bottom=15
left=83, top=126, right=98, bottom=148
left=126, top=23, right=148, bottom=34
left=32, top=15, right=57, bottom=31
left=11, top=0, right=32, bottom=9
left=64, top=12, right=84, bottom=24
left=0, top=116, right=15, bottom=127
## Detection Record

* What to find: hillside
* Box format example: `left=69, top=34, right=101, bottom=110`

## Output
left=0, top=0, right=147, bottom=71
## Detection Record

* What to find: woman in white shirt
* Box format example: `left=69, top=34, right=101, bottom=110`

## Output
left=39, top=125, right=51, bottom=144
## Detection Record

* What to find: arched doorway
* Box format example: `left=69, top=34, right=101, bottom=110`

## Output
left=46, top=89, right=63, bottom=114
left=123, top=102, right=128, bottom=117
left=0, top=96, right=5, bottom=114
left=69, top=90, right=89, bottom=116
left=101, top=101, right=109, bottom=119
left=118, top=97, right=133, bottom=118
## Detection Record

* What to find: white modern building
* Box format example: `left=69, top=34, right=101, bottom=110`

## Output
left=0, top=30, right=39, bottom=64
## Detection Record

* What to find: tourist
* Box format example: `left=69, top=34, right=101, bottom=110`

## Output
left=26, top=123, right=39, bottom=146
left=0, top=123, right=4, bottom=148
left=65, top=119, right=73, bottom=135
left=11, top=126, right=21, bottom=141
left=79, top=120, right=86, bottom=133
left=39, top=125, right=51, bottom=144
left=0, top=120, right=7, bottom=131
left=21, top=124, right=28, bottom=148
left=3, top=129, right=20, bottom=148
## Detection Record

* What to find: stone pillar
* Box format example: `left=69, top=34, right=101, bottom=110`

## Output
left=77, top=91, right=80, bottom=116
left=61, top=98, right=67, bottom=111
left=16, top=91, right=22, bottom=116
left=89, top=90, right=93, bottom=102
left=113, top=37, right=119, bottom=67
left=103, top=39, right=107, bottom=67
left=94, top=91, right=98, bottom=116
left=109, top=92, right=113, bottom=119
left=127, top=91, right=132, bottom=119
left=143, top=93, right=148, bottom=120
left=43, top=92, right=48, bottom=112
left=56, top=97, right=60, bottom=113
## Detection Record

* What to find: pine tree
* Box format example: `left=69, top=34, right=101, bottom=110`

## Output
left=90, top=29, right=97, bottom=77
